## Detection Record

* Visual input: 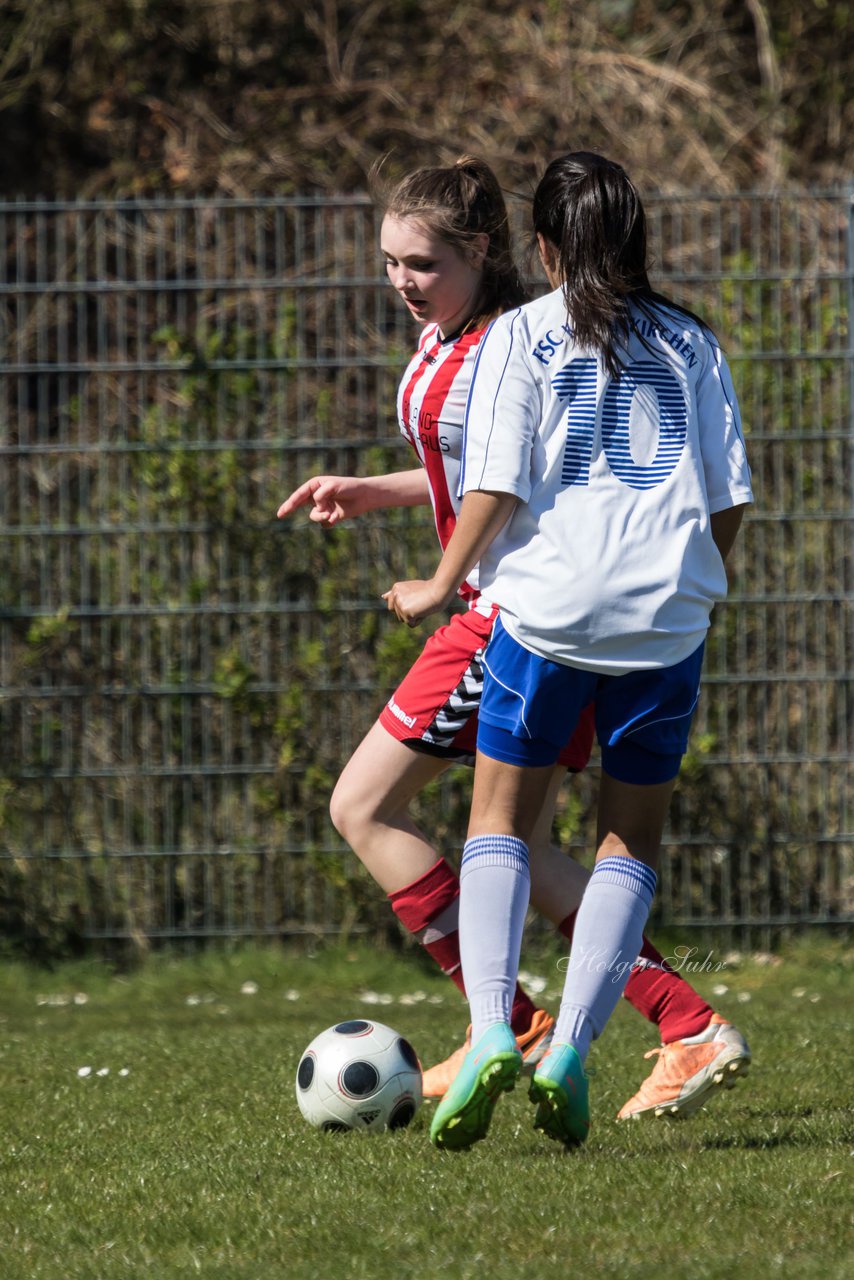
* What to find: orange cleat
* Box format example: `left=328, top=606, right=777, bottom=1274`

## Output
left=617, top=1014, right=751, bottom=1120
left=422, top=1008, right=555, bottom=1099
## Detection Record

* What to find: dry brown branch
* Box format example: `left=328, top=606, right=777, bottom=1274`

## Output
left=744, top=0, right=785, bottom=188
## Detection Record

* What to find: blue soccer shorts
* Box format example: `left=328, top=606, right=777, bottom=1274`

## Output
left=477, top=615, right=705, bottom=785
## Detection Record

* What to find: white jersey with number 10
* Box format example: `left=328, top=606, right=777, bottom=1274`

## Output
left=459, top=288, right=753, bottom=674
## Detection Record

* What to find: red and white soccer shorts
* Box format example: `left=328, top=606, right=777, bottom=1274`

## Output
left=378, top=604, right=594, bottom=771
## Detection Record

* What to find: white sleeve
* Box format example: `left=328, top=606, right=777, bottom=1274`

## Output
left=696, top=342, right=753, bottom=513
left=458, top=310, right=540, bottom=501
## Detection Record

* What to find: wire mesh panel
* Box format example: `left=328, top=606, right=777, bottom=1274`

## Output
left=0, top=193, right=851, bottom=947
left=644, top=195, right=853, bottom=930
left=0, top=195, right=411, bottom=945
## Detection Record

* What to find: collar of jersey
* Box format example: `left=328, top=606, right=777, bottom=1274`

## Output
left=437, top=319, right=479, bottom=345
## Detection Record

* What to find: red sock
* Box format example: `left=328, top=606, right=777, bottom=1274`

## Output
left=389, top=857, right=539, bottom=1037
left=388, top=858, right=466, bottom=992
left=557, top=911, right=714, bottom=1043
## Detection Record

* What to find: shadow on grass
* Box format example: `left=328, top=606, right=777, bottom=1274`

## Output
left=698, top=1106, right=854, bottom=1150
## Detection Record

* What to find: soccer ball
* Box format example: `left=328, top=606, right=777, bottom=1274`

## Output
left=295, top=1019, right=422, bottom=1133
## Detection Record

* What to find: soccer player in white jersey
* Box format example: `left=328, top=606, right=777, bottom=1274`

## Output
left=385, top=152, right=753, bottom=1151
left=280, top=156, right=749, bottom=1125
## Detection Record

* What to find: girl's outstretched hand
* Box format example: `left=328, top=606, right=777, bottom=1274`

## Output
left=277, top=475, right=368, bottom=526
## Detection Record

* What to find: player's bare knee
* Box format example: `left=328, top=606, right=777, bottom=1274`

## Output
left=329, top=775, right=361, bottom=842
left=329, top=772, right=384, bottom=845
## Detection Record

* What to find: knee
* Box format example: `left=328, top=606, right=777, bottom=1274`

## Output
left=329, top=772, right=361, bottom=844
left=329, top=769, right=389, bottom=848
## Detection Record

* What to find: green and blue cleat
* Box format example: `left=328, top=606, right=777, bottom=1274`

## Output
left=529, top=1042, right=590, bottom=1148
left=429, top=1023, right=522, bottom=1151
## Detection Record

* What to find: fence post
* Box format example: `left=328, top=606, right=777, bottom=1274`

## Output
left=849, top=187, right=854, bottom=447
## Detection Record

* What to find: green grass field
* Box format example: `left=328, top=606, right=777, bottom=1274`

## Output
left=1, top=935, right=852, bottom=1279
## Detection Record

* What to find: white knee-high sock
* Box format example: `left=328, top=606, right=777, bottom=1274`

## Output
left=555, top=856, right=658, bottom=1063
left=458, top=834, right=530, bottom=1044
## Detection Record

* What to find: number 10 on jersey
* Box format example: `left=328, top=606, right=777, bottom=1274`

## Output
left=554, top=358, right=688, bottom=492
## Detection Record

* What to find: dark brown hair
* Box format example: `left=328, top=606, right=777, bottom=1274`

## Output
left=533, top=151, right=708, bottom=376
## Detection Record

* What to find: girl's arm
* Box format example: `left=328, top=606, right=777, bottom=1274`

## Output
left=383, top=489, right=518, bottom=624
left=710, top=503, right=747, bottom=562
left=277, top=469, right=430, bottom=526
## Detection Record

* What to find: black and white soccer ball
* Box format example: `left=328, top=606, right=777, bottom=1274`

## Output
left=295, top=1019, right=422, bottom=1133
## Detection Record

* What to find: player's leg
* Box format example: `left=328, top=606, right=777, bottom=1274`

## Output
left=534, top=775, right=743, bottom=1130
left=550, top=771, right=675, bottom=1063
left=430, top=752, right=558, bottom=1150
left=460, top=754, right=559, bottom=1039
left=525, top=771, right=672, bottom=1148
left=431, top=618, right=601, bottom=1149
left=330, top=720, right=447, bottom=894
left=422, top=715, right=586, bottom=1096
left=330, top=610, right=546, bottom=1047
left=545, top=652, right=702, bottom=1068
left=531, top=645, right=726, bottom=1141
left=331, top=722, right=473, bottom=997
left=527, top=784, right=749, bottom=1118
left=593, top=769, right=751, bottom=1120
left=509, top=716, right=718, bottom=1049
left=526, top=767, right=591, bottom=911
left=603, top=775, right=752, bottom=1125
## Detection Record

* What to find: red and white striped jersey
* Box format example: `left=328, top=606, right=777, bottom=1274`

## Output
left=396, top=321, right=489, bottom=605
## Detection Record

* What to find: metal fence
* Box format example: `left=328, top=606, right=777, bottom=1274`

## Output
left=0, top=192, right=852, bottom=948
